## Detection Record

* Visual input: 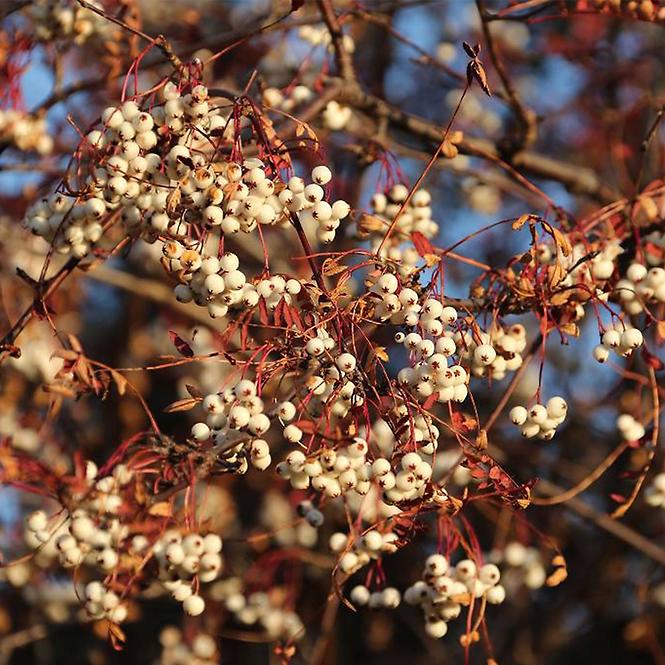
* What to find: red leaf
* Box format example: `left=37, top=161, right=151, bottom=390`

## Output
left=411, top=232, right=435, bottom=258
left=168, top=331, right=194, bottom=357
left=641, top=348, right=664, bottom=371
left=258, top=298, right=269, bottom=325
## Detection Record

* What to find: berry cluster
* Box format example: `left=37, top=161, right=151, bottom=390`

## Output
left=83, top=581, right=128, bottom=624
left=617, top=413, right=646, bottom=442
left=330, top=527, right=399, bottom=575
left=153, top=530, right=224, bottom=616
left=193, top=378, right=273, bottom=473
left=614, top=262, right=665, bottom=315
left=368, top=185, right=437, bottom=265
left=0, top=109, right=53, bottom=154
left=157, top=626, right=219, bottom=665
left=25, top=0, right=113, bottom=45
left=509, top=397, right=568, bottom=440
left=298, top=24, right=356, bottom=55
left=263, top=85, right=314, bottom=113
left=645, top=473, right=665, bottom=509
left=403, top=555, right=505, bottom=639
left=458, top=323, right=527, bottom=380
left=213, top=578, right=305, bottom=641
left=24, top=83, right=350, bottom=274
left=592, top=323, right=644, bottom=363
left=277, top=437, right=371, bottom=499
left=489, top=541, right=547, bottom=591
left=349, top=584, right=402, bottom=609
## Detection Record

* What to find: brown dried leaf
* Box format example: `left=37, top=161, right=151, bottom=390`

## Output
left=512, top=214, right=532, bottom=230
left=559, top=322, right=580, bottom=337
left=110, top=369, right=127, bottom=396
left=638, top=194, right=658, bottom=221
left=441, top=140, right=459, bottom=158
left=148, top=501, right=172, bottom=517
left=164, top=397, right=199, bottom=413
left=322, top=257, right=348, bottom=276
left=550, top=290, right=571, bottom=307
left=373, top=346, right=390, bottom=362
left=552, top=228, right=572, bottom=257
left=548, top=262, right=567, bottom=289
left=166, top=186, right=181, bottom=215
left=545, top=565, right=568, bottom=587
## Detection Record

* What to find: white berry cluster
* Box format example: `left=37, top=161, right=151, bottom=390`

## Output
left=390, top=404, right=442, bottom=456
left=157, top=627, right=219, bottom=665
left=368, top=184, right=438, bottom=260
left=82, top=580, right=128, bottom=624
left=396, top=332, right=468, bottom=405
left=458, top=323, right=527, bottom=380
left=509, top=396, right=568, bottom=440
left=25, top=462, right=133, bottom=557
left=25, top=0, right=113, bottom=45
left=645, top=473, right=665, bottom=509
left=349, top=585, right=402, bottom=610
left=330, top=528, right=399, bottom=575
left=213, top=579, right=305, bottom=641
left=152, top=530, right=224, bottom=616
left=263, top=85, right=314, bottom=112
left=0, top=109, right=53, bottom=154
left=263, top=85, right=353, bottom=130
left=0, top=414, right=40, bottom=454
left=537, top=239, right=623, bottom=285
left=23, top=191, right=104, bottom=258
left=614, top=262, right=665, bottom=315
left=617, top=413, right=646, bottom=442
left=23, top=82, right=350, bottom=269
left=403, top=555, right=505, bottom=639
left=169, top=250, right=259, bottom=320
left=277, top=437, right=371, bottom=498
left=371, top=275, right=456, bottom=328
left=322, top=100, right=353, bottom=131
left=592, top=323, right=644, bottom=363
left=193, top=378, right=273, bottom=472
left=489, top=541, right=547, bottom=591
left=298, top=24, right=356, bottom=55
left=289, top=335, right=364, bottom=420
left=370, top=451, right=435, bottom=504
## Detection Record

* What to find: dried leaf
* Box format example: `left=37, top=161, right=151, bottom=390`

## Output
left=546, top=565, right=568, bottom=587
left=322, top=257, right=347, bottom=276
left=638, top=194, right=658, bottom=221
left=166, top=186, right=181, bottom=215
left=441, top=140, right=459, bottom=158
left=552, top=228, right=572, bottom=257
left=548, top=262, right=566, bottom=289
left=148, top=501, right=172, bottom=517
left=550, top=290, right=571, bottom=307
left=512, top=214, right=532, bottom=230
left=168, top=331, right=194, bottom=357
left=110, top=369, right=127, bottom=396
left=164, top=397, right=199, bottom=413
left=411, top=231, right=436, bottom=257
left=373, top=346, right=389, bottom=362
left=559, top=322, right=580, bottom=337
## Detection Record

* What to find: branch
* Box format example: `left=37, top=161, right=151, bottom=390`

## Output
left=316, top=0, right=357, bottom=83
left=476, top=0, right=538, bottom=150
left=336, top=80, right=620, bottom=203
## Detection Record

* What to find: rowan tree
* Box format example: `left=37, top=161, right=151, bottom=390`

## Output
left=0, top=1, right=664, bottom=664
